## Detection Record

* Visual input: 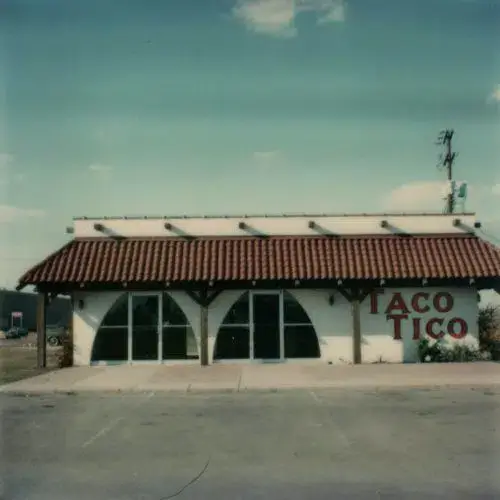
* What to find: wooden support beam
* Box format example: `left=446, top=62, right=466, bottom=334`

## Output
left=198, top=289, right=210, bottom=366
left=351, top=296, right=362, bottom=365
left=185, top=288, right=222, bottom=367
left=337, top=286, right=374, bottom=365
left=200, top=303, right=209, bottom=366
left=36, top=293, right=47, bottom=369
left=186, top=289, right=222, bottom=307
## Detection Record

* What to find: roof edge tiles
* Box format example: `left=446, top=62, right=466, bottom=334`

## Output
left=17, top=234, right=500, bottom=290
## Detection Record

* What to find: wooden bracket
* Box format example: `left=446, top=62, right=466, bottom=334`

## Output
left=337, top=286, right=374, bottom=304
left=186, top=289, right=222, bottom=307
left=337, top=285, right=376, bottom=365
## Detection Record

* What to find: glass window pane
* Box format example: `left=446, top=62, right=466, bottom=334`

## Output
left=214, top=326, right=249, bottom=359
left=101, top=294, right=128, bottom=327
left=162, top=326, right=199, bottom=360
left=283, top=291, right=312, bottom=324
left=132, top=295, right=159, bottom=361
left=284, top=325, right=320, bottom=358
left=162, top=293, right=189, bottom=326
left=253, top=294, right=280, bottom=359
left=221, top=292, right=249, bottom=325
left=91, top=327, right=128, bottom=361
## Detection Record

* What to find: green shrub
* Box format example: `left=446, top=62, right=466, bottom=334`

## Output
left=417, top=337, right=486, bottom=363
left=56, top=328, right=73, bottom=369
left=478, top=304, right=500, bottom=354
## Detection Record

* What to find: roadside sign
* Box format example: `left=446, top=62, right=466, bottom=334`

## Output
left=11, top=312, right=23, bottom=328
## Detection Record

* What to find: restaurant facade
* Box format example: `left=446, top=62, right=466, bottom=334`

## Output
left=16, top=212, right=500, bottom=366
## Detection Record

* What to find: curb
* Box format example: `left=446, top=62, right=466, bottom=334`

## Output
left=2, top=381, right=500, bottom=396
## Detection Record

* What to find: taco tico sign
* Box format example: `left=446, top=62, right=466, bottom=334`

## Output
left=369, top=290, right=469, bottom=340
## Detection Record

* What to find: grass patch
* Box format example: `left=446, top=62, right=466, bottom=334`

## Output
left=0, top=346, right=59, bottom=385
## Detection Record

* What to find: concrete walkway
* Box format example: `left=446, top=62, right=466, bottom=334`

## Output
left=1, top=362, right=500, bottom=394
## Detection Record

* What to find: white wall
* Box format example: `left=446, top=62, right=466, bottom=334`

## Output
left=73, top=213, right=478, bottom=238
left=208, top=287, right=478, bottom=364
left=360, top=287, right=478, bottom=363
left=72, top=286, right=478, bottom=366
left=287, top=289, right=353, bottom=364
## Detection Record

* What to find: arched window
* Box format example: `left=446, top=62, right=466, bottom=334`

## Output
left=91, top=294, right=128, bottom=362
left=214, top=292, right=250, bottom=360
left=161, top=293, right=198, bottom=360
left=283, top=291, right=320, bottom=358
left=213, top=291, right=320, bottom=360
left=91, top=292, right=198, bottom=362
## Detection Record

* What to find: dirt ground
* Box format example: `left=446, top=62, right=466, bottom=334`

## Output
left=0, top=334, right=60, bottom=384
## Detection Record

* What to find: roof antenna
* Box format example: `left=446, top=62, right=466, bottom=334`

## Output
left=436, top=129, right=460, bottom=214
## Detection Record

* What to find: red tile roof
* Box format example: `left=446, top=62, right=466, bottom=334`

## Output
left=17, top=235, right=500, bottom=289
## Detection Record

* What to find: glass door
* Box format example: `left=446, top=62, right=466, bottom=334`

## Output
left=130, top=293, right=161, bottom=362
left=251, top=292, right=282, bottom=361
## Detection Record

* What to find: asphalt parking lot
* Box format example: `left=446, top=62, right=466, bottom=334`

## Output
left=1, top=386, right=499, bottom=499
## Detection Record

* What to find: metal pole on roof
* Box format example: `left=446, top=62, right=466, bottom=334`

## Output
left=436, top=129, right=458, bottom=214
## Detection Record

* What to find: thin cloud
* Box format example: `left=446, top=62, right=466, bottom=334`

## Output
left=232, top=0, right=346, bottom=37
left=0, top=204, right=46, bottom=224
left=0, top=154, right=22, bottom=186
left=487, top=84, right=500, bottom=103
left=0, top=153, right=13, bottom=168
left=89, top=163, right=113, bottom=173
left=384, top=181, right=446, bottom=212
left=383, top=180, right=499, bottom=214
left=253, top=150, right=283, bottom=160
left=253, top=150, right=285, bottom=166
left=88, top=163, right=113, bottom=181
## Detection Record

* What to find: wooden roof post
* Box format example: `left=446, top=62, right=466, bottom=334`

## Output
left=199, top=290, right=209, bottom=367
left=36, top=292, right=47, bottom=369
left=338, top=286, right=373, bottom=365
left=351, top=293, right=362, bottom=365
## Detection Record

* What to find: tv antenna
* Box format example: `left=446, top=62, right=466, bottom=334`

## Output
left=436, top=129, right=458, bottom=213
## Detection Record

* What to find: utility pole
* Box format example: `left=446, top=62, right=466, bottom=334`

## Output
left=436, top=129, right=458, bottom=214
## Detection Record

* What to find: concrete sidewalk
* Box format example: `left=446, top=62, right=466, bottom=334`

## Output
left=1, top=362, right=500, bottom=394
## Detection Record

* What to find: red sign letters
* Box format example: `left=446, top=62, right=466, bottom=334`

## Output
left=370, top=290, right=468, bottom=340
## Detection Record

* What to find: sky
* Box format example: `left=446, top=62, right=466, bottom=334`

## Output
left=0, top=0, right=499, bottom=296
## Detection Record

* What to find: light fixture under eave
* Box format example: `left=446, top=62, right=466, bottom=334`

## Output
left=337, top=279, right=343, bottom=285
left=238, top=222, right=246, bottom=230
left=308, top=221, right=316, bottom=229
left=380, top=279, right=385, bottom=286
left=453, top=218, right=461, bottom=227
left=380, top=220, right=389, bottom=228
left=294, top=280, right=300, bottom=286
left=469, top=278, right=475, bottom=285
left=164, top=222, right=173, bottom=230
left=94, top=223, right=105, bottom=232
left=422, top=278, right=428, bottom=286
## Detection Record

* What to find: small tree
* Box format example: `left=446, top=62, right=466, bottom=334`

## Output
left=478, top=304, right=500, bottom=353
left=57, top=325, right=74, bottom=368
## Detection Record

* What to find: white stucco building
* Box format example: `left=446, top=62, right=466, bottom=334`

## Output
left=17, top=212, right=500, bottom=366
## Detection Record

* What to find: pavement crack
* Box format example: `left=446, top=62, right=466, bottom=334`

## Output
left=159, top=456, right=211, bottom=499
